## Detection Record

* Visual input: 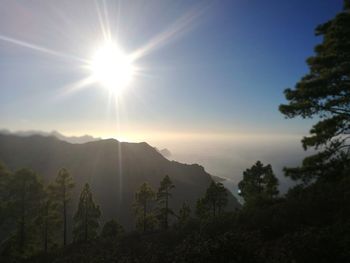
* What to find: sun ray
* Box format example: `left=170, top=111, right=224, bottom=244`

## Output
left=0, top=34, right=88, bottom=63
left=94, top=0, right=112, bottom=41
left=131, top=6, right=206, bottom=61
left=58, top=76, right=95, bottom=98
left=102, top=0, right=112, bottom=40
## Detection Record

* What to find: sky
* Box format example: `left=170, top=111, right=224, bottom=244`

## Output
left=0, top=0, right=344, bottom=190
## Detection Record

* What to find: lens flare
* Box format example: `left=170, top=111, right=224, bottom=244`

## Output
left=89, top=41, right=135, bottom=94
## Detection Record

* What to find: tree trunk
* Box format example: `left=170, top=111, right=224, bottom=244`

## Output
left=19, top=215, right=25, bottom=253
left=165, top=189, right=168, bottom=229
left=63, top=184, right=67, bottom=246
left=143, top=202, right=146, bottom=233
left=19, top=180, right=26, bottom=253
left=84, top=199, right=88, bottom=242
left=44, top=203, right=48, bottom=253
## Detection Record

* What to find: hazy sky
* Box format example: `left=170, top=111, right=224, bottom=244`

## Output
left=0, top=0, right=343, bottom=139
left=0, top=0, right=344, bottom=189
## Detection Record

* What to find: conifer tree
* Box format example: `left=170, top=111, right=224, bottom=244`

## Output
left=48, top=168, right=74, bottom=246
left=0, top=161, right=10, bottom=227
left=279, top=1, right=350, bottom=182
left=156, top=175, right=175, bottom=229
left=196, top=182, right=228, bottom=219
left=73, top=183, right=101, bottom=242
left=204, top=181, right=228, bottom=217
left=36, top=188, right=60, bottom=253
left=177, top=202, right=191, bottom=226
left=7, top=169, right=44, bottom=254
left=133, top=182, right=156, bottom=232
left=238, top=161, right=278, bottom=206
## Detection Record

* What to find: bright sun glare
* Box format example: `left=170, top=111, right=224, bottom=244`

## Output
left=89, top=41, right=134, bottom=94
left=0, top=1, right=201, bottom=99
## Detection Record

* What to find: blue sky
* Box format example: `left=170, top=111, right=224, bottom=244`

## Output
left=0, top=0, right=344, bottom=141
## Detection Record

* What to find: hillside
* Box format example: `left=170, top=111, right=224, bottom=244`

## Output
left=0, top=134, right=240, bottom=229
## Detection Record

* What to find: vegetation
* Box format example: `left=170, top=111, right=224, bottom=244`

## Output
left=36, top=188, right=60, bottom=253
left=196, top=181, right=228, bottom=219
left=73, top=183, right=101, bottom=242
left=177, top=202, right=191, bottom=227
left=133, top=182, right=157, bottom=232
left=0, top=2, right=349, bottom=262
left=238, top=161, right=279, bottom=207
left=7, top=169, right=44, bottom=257
left=279, top=0, right=350, bottom=183
left=0, top=162, right=10, bottom=226
left=48, top=169, right=75, bottom=246
left=156, top=175, right=175, bottom=229
left=100, top=219, right=124, bottom=241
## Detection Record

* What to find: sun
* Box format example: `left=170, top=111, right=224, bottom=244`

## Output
left=89, top=41, right=135, bottom=94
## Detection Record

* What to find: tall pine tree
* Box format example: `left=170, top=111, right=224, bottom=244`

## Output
left=156, top=175, right=175, bottom=229
left=279, top=1, right=350, bottom=182
left=177, top=202, right=191, bottom=227
left=133, top=182, right=156, bottom=232
left=73, top=183, right=101, bottom=242
left=0, top=161, right=10, bottom=227
left=36, top=188, right=61, bottom=253
left=48, top=168, right=74, bottom=246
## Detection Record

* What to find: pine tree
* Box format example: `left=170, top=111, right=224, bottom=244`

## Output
left=7, top=169, right=44, bottom=255
left=238, top=161, right=279, bottom=206
left=40, top=199, right=51, bottom=253
left=73, top=183, right=101, bottom=242
left=177, top=202, right=191, bottom=226
left=0, top=161, right=11, bottom=227
left=133, top=182, right=156, bottom=232
left=36, top=188, right=61, bottom=253
left=48, top=168, right=74, bottom=246
left=196, top=182, right=228, bottom=219
left=156, top=175, right=175, bottom=229
left=279, top=1, right=350, bottom=182
left=204, top=181, right=228, bottom=217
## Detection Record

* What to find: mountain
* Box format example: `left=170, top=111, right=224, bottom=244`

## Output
left=211, top=175, right=226, bottom=183
left=0, top=133, right=240, bottom=230
left=50, top=131, right=101, bottom=144
left=0, top=129, right=101, bottom=144
left=156, top=148, right=172, bottom=158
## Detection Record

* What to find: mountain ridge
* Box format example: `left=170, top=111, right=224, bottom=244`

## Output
left=0, top=133, right=240, bottom=230
left=0, top=129, right=101, bottom=144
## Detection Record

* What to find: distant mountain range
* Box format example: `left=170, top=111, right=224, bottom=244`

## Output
left=0, top=129, right=101, bottom=144
left=0, top=133, right=240, bottom=230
